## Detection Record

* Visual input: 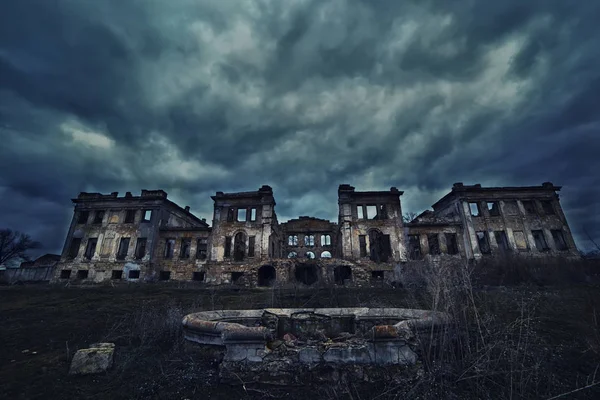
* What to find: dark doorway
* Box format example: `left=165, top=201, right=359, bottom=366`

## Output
left=334, top=265, right=352, bottom=285
left=231, top=272, right=244, bottom=283
left=295, top=264, right=318, bottom=285
left=368, top=230, right=391, bottom=263
left=258, top=265, right=276, bottom=287
left=233, top=232, right=246, bottom=261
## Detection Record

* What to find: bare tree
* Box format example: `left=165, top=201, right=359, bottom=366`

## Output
left=0, top=229, right=41, bottom=266
left=402, top=212, right=419, bottom=223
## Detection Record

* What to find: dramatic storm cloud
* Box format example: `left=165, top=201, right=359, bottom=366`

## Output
left=1, top=0, right=599, bottom=255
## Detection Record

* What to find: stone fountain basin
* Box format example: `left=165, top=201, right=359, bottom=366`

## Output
left=182, top=308, right=448, bottom=366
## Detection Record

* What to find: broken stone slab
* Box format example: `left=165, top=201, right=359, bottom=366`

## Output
left=68, top=343, right=115, bottom=375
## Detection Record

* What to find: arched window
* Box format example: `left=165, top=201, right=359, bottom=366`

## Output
left=305, top=235, right=315, bottom=247
left=305, top=251, right=316, bottom=259
left=287, top=251, right=297, bottom=259
left=320, top=251, right=332, bottom=258
left=321, top=234, right=331, bottom=246
left=288, top=235, right=298, bottom=246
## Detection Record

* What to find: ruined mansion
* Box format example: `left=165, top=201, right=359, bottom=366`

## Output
left=53, top=182, right=579, bottom=286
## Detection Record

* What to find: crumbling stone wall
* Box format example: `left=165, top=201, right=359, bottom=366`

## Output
left=281, top=216, right=338, bottom=260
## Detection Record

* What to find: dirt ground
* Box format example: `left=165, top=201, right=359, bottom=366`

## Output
left=1, top=283, right=600, bottom=399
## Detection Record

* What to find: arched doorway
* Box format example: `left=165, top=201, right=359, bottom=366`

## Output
left=368, top=229, right=391, bottom=263
left=258, top=265, right=276, bottom=287
left=233, top=232, right=246, bottom=261
left=334, top=265, right=352, bottom=285
left=295, top=264, right=318, bottom=285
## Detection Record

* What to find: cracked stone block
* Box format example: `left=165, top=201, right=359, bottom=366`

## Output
left=68, top=343, right=115, bottom=375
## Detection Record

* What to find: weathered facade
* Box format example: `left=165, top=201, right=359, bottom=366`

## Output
left=53, top=182, right=580, bottom=286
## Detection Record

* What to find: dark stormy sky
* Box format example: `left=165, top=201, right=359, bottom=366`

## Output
left=1, top=0, right=600, bottom=256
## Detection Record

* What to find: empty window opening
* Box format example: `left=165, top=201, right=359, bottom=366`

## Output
left=359, top=235, right=367, bottom=257
left=111, top=270, right=123, bottom=279
left=469, top=203, right=480, bottom=217
left=258, top=265, right=276, bottom=287
left=60, top=269, right=72, bottom=279
left=428, top=234, right=441, bottom=255
left=513, top=231, right=529, bottom=251
left=287, top=251, right=297, bottom=258
left=476, top=231, right=491, bottom=254
left=532, top=230, right=549, bottom=251
left=117, top=238, right=130, bottom=260
left=295, top=264, right=318, bottom=285
left=128, top=270, right=140, bottom=279
left=159, top=271, right=171, bottom=281
left=487, top=202, right=500, bottom=216
left=237, top=208, right=247, bottom=222
left=250, top=208, right=257, bottom=221
left=551, top=230, right=568, bottom=251
left=305, top=251, right=316, bottom=259
left=368, top=230, right=391, bottom=263
left=164, top=239, right=175, bottom=259
left=378, top=204, right=388, bottom=219
left=371, top=271, right=384, bottom=280
left=233, top=232, right=246, bottom=261
left=135, top=238, right=147, bottom=259
left=542, top=200, right=555, bottom=215
left=142, top=210, right=152, bottom=222
left=196, top=238, right=207, bottom=259
left=288, top=235, right=298, bottom=246
left=334, top=265, right=352, bottom=285
left=227, top=208, right=235, bottom=222
left=93, top=211, right=105, bottom=224
left=494, top=231, right=510, bottom=251
left=231, top=272, right=244, bottom=283
left=305, top=234, right=315, bottom=247
left=77, top=211, right=89, bottom=224
left=248, top=236, right=256, bottom=257
left=321, top=251, right=332, bottom=258
left=84, top=238, right=98, bottom=260
left=321, top=234, right=332, bottom=246
left=224, top=236, right=232, bottom=257
left=68, top=238, right=82, bottom=259
left=366, top=205, right=378, bottom=220
left=408, top=235, right=422, bottom=260
left=125, top=210, right=136, bottom=223
left=193, top=271, right=205, bottom=282
left=77, top=270, right=89, bottom=279
left=357, top=205, right=365, bottom=219
left=445, top=233, right=459, bottom=255
left=180, top=238, right=191, bottom=259
left=522, top=201, right=536, bottom=215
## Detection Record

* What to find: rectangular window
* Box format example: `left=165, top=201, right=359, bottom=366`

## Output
left=248, top=236, right=255, bottom=257
left=359, top=235, right=367, bottom=257
left=128, top=270, right=140, bottom=279
left=125, top=210, right=136, bottom=223
left=522, top=201, right=536, bottom=215
left=366, top=205, right=378, bottom=220
left=196, top=238, right=208, bottom=259
left=135, top=238, right=147, bottom=259
left=224, top=236, right=232, bottom=257
left=408, top=234, right=422, bottom=260
left=288, top=235, right=298, bottom=246
left=305, top=235, right=315, bottom=247
left=77, top=270, right=89, bottom=279
left=180, top=238, right=191, bottom=259
left=469, top=202, right=480, bottom=217
left=111, top=270, right=123, bottom=279
left=60, top=269, right=71, bottom=279
left=513, top=231, right=529, bottom=251
left=542, top=200, right=555, bottom=215
left=476, top=231, right=490, bottom=254
left=93, top=211, right=105, bottom=224
left=504, top=201, right=519, bottom=215
left=487, top=202, right=500, bottom=216
left=193, top=271, right=205, bottom=281
left=227, top=208, right=235, bottom=222
left=551, top=230, right=568, bottom=251
left=84, top=238, right=98, bottom=260
left=237, top=208, right=247, bottom=222
left=77, top=211, right=89, bottom=224
left=531, top=230, right=549, bottom=251
left=357, top=205, right=364, bottom=219
left=164, top=239, right=175, bottom=259
left=117, top=237, right=130, bottom=260
left=445, top=233, right=458, bottom=255
left=159, top=271, right=171, bottom=281
left=378, top=204, right=388, bottom=219
left=494, top=231, right=509, bottom=251
left=67, top=238, right=82, bottom=259
left=142, top=210, right=152, bottom=222
left=250, top=208, right=257, bottom=221
left=428, top=234, right=440, bottom=255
